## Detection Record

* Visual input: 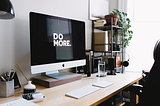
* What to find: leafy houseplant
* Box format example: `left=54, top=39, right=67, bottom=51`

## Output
left=109, top=9, right=133, bottom=48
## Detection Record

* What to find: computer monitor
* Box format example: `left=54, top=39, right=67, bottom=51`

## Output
left=30, top=12, right=86, bottom=78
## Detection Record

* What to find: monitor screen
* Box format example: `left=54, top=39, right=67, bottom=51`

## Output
left=30, top=12, right=86, bottom=74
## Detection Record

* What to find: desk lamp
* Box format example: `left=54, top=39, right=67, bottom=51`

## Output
left=0, top=0, right=15, bottom=19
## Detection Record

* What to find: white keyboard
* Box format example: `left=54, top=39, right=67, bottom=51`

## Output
left=65, top=85, right=101, bottom=99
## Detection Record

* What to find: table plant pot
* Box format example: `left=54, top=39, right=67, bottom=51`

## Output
left=24, top=81, right=36, bottom=94
left=105, top=14, right=118, bottom=25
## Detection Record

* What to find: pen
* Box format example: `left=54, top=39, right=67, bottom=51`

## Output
left=8, top=69, right=13, bottom=81
left=10, top=71, right=15, bottom=80
left=0, top=75, right=6, bottom=81
left=5, top=72, right=9, bottom=81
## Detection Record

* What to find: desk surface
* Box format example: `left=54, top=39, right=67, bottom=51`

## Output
left=0, top=72, right=142, bottom=106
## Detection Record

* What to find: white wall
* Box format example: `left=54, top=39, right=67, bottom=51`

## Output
left=0, top=0, right=92, bottom=84
left=125, top=0, right=160, bottom=72
left=125, top=22, right=159, bottom=72
left=0, top=0, right=118, bottom=84
left=109, top=0, right=118, bottom=13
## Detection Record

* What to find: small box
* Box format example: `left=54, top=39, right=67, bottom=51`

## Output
left=0, top=79, right=14, bottom=97
left=94, top=22, right=104, bottom=27
left=94, top=32, right=108, bottom=51
left=114, top=96, right=123, bottom=106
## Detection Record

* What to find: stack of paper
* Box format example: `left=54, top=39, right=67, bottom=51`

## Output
left=0, top=98, right=40, bottom=106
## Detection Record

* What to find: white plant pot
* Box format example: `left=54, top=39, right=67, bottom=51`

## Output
left=24, top=81, right=36, bottom=94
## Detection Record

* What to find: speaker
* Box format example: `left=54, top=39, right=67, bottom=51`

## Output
left=84, top=55, right=91, bottom=77
left=108, top=58, right=114, bottom=70
left=107, top=58, right=116, bottom=75
left=121, top=52, right=130, bottom=67
left=122, top=61, right=129, bottom=67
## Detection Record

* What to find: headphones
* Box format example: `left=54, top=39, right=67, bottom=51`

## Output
left=121, top=52, right=130, bottom=67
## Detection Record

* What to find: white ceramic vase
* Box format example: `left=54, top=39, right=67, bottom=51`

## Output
left=23, top=81, right=36, bottom=94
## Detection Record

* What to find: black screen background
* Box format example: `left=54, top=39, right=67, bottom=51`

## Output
left=30, top=12, right=86, bottom=66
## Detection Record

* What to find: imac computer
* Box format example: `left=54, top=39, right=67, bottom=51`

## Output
left=30, top=12, right=86, bottom=79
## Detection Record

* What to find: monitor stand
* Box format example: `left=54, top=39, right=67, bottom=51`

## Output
left=33, top=71, right=81, bottom=88
left=45, top=71, right=73, bottom=79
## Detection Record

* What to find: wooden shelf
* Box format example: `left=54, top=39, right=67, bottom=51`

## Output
left=92, top=18, right=124, bottom=73
left=94, top=25, right=122, bottom=31
left=93, top=51, right=121, bottom=53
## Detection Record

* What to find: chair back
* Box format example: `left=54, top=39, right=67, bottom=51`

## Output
left=142, top=39, right=160, bottom=105
left=154, top=39, right=160, bottom=62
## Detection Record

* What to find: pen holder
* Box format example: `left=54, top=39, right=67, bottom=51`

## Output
left=0, top=79, right=14, bottom=97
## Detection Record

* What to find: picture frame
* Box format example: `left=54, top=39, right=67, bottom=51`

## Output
left=89, top=0, right=109, bottom=20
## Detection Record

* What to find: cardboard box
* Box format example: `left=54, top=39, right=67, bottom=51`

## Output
left=94, top=22, right=104, bottom=27
left=94, top=32, right=108, bottom=51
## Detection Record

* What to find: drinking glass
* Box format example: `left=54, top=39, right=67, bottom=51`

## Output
left=97, top=61, right=106, bottom=77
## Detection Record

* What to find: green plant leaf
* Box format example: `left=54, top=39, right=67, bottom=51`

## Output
left=110, top=9, right=133, bottom=48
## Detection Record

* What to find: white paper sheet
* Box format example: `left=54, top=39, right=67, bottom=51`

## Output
left=0, top=98, right=40, bottom=106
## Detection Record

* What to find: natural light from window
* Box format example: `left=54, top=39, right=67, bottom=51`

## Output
left=125, top=0, right=160, bottom=72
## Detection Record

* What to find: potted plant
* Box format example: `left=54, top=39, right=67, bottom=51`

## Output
left=109, top=9, right=133, bottom=48
left=105, top=14, right=118, bottom=26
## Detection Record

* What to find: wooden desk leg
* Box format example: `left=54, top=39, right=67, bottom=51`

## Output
left=130, top=81, right=139, bottom=106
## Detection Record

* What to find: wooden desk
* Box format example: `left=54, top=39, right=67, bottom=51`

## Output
left=0, top=72, right=142, bottom=106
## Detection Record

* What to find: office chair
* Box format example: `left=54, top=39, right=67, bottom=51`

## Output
left=126, top=39, right=160, bottom=106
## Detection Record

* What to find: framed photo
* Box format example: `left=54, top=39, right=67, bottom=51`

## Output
left=89, top=0, right=109, bottom=20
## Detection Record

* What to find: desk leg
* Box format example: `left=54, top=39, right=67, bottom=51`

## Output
left=130, top=81, right=139, bottom=106
left=130, top=92, right=136, bottom=106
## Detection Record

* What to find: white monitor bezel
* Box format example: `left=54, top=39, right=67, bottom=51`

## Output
left=31, top=59, right=86, bottom=74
